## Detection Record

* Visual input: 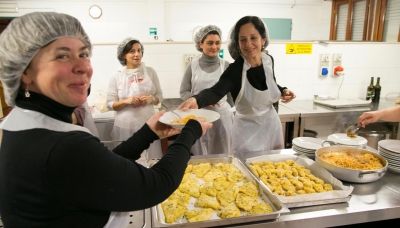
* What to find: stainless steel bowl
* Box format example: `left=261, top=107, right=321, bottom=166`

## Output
left=315, top=146, right=388, bottom=183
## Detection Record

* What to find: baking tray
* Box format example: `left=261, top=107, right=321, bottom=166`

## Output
left=151, top=155, right=290, bottom=228
left=243, top=154, right=354, bottom=208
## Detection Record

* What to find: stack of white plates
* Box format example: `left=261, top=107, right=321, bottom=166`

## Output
left=378, top=140, right=400, bottom=173
left=292, top=137, right=324, bottom=159
left=327, top=133, right=368, bottom=148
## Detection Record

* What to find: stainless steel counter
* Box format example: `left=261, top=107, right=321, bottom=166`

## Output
left=280, top=100, right=400, bottom=139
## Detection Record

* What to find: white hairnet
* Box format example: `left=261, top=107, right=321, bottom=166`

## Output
left=0, top=12, right=92, bottom=107
left=117, top=37, right=144, bottom=66
left=194, top=25, right=222, bottom=52
left=227, top=16, right=270, bottom=60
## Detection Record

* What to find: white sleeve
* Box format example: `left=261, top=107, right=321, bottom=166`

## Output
left=147, top=67, right=164, bottom=103
left=106, top=72, right=119, bottom=111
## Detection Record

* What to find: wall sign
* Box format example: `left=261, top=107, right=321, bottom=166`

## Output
left=286, top=43, right=312, bottom=54
left=218, top=49, right=224, bottom=59
left=149, top=28, right=157, bottom=35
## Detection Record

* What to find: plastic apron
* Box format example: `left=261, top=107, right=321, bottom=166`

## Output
left=232, top=53, right=284, bottom=154
left=190, top=57, right=233, bottom=155
left=111, top=64, right=162, bottom=159
left=0, top=107, right=130, bottom=228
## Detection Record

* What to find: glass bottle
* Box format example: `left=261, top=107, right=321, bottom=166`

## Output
left=373, top=77, right=381, bottom=102
left=366, top=77, right=375, bottom=101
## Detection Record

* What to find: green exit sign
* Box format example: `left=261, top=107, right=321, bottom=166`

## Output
left=149, top=28, right=157, bottom=35
left=218, top=49, right=224, bottom=58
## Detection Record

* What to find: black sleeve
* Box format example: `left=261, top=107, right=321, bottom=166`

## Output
left=47, top=120, right=202, bottom=211
left=194, top=61, right=242, bottom=108
left=268, top=54, right=287, bottom=93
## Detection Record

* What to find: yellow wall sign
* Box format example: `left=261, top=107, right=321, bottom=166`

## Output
left=286, top=43, right=313, bottom=54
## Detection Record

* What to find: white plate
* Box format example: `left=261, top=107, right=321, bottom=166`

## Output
left=159, top=109, right=220, bottom=130
left=378, top=140, right=400, bottom=154
left=292, top=137, right=324, bottom=150
left=327, top=133, right=367, bottom=146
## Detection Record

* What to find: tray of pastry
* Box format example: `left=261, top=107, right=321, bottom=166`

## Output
left=244, top=154, right=354, bottom=208
left=151, top=155, right=290, bottom=227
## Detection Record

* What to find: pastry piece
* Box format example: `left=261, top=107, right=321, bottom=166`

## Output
left=235, top=193, right=257, bottom=211
left=199, top=183, right=217, bottom=197
left=161, top=200, right=186, bottom=223
left=185, top=208, right=214, bottom=222
left=217, top=187, right=239, bottom=206
left=192, top=163, right=212, bottom=178
left=195, top=195, right=221, bottom=210
left=178, top=182, right=200, bottom=198
left=203, top=168, right=225, bottom=182
left=213, top=177, right=234, bottom=191
left=167, top=189, right=191, bottom=207
left=214, top=163, right=231, bottom=172
left=247, top=202, right=273, bottom=215
left=239, top=182, right=259, bottom=198
left=226, top=165, right=244, bottom=182
left=218, top=202, right=242, bottom=218
left=324, top=183, right=333, bottom=191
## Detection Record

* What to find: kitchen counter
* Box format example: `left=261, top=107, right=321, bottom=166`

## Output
left=135, top=149, right=400, bottom=228
left=280, top=99, right=400, bottom=139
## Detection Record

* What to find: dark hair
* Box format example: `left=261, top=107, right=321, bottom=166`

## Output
left=201, top=30, right=221, bottom=43
left=233, top=16, right=267, bottom=49
left=122, top=40, right=144, bottom=57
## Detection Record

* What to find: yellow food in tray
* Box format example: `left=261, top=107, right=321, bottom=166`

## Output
left=171, top=114, right=205, bottom=124
left=159, top=162, right=275, bottom=224
left=248, top=202, right=273, bottom=215
left=218, top=202, right=242, bottom=218
left=319, top=151, right=384, bottom=170
left=185, top=208, right=214, bottom=222
left=161, top=200, right=187, bottom=223
left=251, top=160, right=334, bottom=197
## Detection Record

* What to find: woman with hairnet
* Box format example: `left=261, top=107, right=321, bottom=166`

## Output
left=179, top=25, right=233, bottom=155
left=178, top=16, right=296, bottom=154
left=0, top=12, right=211, bottom=227
left=107, top=37, right=164, bottom=159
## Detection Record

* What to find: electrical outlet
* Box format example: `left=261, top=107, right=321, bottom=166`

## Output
left=331, top=53, right=342, bottom=76
left=319, top=54, right=330, bottom=77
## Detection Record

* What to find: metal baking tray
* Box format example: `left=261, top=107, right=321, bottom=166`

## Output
left=243, top=154, right=354, bottom=208
left=151, top=155, right=290, bottom=228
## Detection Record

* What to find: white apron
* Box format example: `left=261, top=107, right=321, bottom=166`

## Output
left=0, top=107, right=130, bottom=228
left=232, top=53, right=284, bottom=154
left=111, top=64, right=162, bottom=159
left=190, top=57, right=233, bottom=155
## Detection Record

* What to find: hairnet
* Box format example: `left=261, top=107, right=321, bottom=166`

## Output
left=0, top=12, right=92, bottom=107
left=117, top=37, right=144, bottom=66
left=194, top=25, right=222, bottom=52
left=227, top=16, right=270, bottom=60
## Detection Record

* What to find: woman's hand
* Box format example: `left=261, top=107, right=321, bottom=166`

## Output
left=139, top=95, right=152, bottom=106
left=124, top=96, right=141, bottom=107
left=177, top=97, right=199, bottom=111
left=195, top=117, right=213, bottom=136
left=280, top=89, right=296, bottom=104
left=358, top=111, right=380, bottom=128
left=147, top=110, right=181, bottom=139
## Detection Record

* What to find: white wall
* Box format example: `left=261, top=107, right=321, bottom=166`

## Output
left=1, top=0, right=399, bottom=107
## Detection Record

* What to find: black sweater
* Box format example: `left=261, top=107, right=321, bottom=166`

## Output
left=194, top=55, right=286, bottom=108
left=0, top=91, right=202, bottom=227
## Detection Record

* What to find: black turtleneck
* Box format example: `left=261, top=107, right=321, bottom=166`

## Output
left=194, top=55, right=287, bottom=108
left=16, top=90, right=75, bottom=123
left=0, top=90, right=202, bottom=227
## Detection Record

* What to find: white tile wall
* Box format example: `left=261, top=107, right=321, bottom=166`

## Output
left=2, top=0, right=399, bottom=105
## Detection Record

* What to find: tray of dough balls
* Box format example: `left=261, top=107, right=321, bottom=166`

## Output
left=245, top=154, right=354, bottom=208
left=151, top=156, right=290, bottom=228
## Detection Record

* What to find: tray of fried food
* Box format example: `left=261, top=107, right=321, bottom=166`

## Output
left=151, top=155, right=289, bottom=227
left=245, top=154, right=354, bottom=208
